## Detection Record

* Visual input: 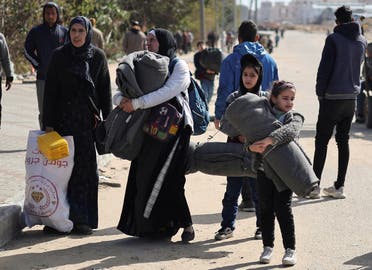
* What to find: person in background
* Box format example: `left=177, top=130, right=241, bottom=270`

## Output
left=0, top=32, right=14, bottom=129
left=356, top=43, right=372, bottom=123
left=43, top=16, right=112, bottom=235
left=214, top=20, right=278, bottom=241
left=123, top=20, right=146, bottom=55
left=215, top=53, right=263, bottom=241
left=311, top=5, right=367, bottom=199
left=193, top=41, right=216, bottom=104
left=24, top=1, right=68, bottom=129
left=207, top=30, right=218, bottom=48
left=90, top=18, right=104, bottom=50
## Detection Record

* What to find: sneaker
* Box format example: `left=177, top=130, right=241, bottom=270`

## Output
left=308, top=186, right=321, bottom=199
left=238, top=200, right=255, bottom=212
left=323, top=186, right=346, bottom=199
left=282, top=248, right=296, bottom=266
left=254, top=228, right=262, bottom=240
left=214, top=227, right=233, bottom=241
left=259, top=246, right=273, bottom=264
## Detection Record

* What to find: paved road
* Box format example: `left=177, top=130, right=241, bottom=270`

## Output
left=1, top=30, right=372, bottom=269
left=0, top=66, right=118, bottom=205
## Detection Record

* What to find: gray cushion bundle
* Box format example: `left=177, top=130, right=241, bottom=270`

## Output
left=185, top=141, right=256, bottom=177
left=223, top=93, right=319, bottom=196
left=105, top=51, right=169, bottom=160
left=116, top=50, right=169, bottom=97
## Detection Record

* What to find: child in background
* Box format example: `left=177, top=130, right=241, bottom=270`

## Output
left=356, top=42, right=372, bottom=123
left=249, top=80, right=303, bottom=266
left=216, top=53, right=262, bottom=241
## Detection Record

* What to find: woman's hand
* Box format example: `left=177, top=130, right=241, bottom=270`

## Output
left=248, top=137, right=274, bottom=154
left=119, top=97, right=134, bottom=113
left=45, top=126, right=54, bottom=133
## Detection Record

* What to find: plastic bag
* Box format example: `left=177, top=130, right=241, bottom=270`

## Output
left=23, top=130, right=75, bottom=232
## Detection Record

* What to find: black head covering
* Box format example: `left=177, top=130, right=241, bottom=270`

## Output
left=153, top=28, right=177, bottom=59
left=67, top=16, right=95, bottom=97
left=68, top=16, right=93, bottom=53
left=239, top=53, right=263, bottom=95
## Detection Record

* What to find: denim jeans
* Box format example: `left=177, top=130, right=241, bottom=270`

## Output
left=313, top=99, right=355, bottom=189
left=200, top=79, right=214, bottom=105
left=257, top=170, right=295, bottom=250
left=221, top=176, right=261, bottom=230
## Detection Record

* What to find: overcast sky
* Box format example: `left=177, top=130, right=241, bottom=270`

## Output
left=240, top=0, right=291, bottom=8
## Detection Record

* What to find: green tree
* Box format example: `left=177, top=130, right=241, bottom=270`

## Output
left=0, top=0, right=127, bottom=74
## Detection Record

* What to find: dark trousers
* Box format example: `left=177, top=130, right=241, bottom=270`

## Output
left=313, top=99, right=355, bottom=189
left=257, top=170, right=295, bottom=250
left=356, top=81, right=366, bottom=119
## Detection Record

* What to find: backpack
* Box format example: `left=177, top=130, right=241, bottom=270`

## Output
left=169, top=57, right=210, bottom=135
left=199, top=48, right=223, bottom=73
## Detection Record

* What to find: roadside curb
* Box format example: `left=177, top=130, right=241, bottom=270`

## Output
left=0, top=205, right=23, bottom=247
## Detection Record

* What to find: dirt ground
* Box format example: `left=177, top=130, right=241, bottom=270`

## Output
left=1, top=30, right=372, bottom=270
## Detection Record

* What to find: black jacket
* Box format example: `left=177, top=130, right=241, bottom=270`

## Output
left=316, top=22, right=367, bottom=100
left=43, top=45, right=112, bottom=134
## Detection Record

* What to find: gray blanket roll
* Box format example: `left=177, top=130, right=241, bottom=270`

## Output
left=186, top=141, right=256, bottom=177
left=105, top=51, right=169, bottom=160
left=116, top=50, right=169, bottom=97
left=224, top=93, right=319, bottom=196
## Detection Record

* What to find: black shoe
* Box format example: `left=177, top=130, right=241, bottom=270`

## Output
left=73, top=224, right=93, bottom=235
left=181, top=229, right=195, bottom=243
left=43, top=226, right=70, bottom=235
left=355, top=117, right=365, bottom=123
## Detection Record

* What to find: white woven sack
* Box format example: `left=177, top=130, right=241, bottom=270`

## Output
left=23, top=130, right=74, bottom=232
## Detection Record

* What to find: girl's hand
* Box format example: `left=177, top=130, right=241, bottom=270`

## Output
left=119, top=97, right=134, bottom=113
left=248, top=137, right=274, bottom=153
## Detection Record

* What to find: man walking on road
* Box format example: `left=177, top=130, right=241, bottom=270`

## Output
left=311, top=5, right=367, bottom=199
left=90, top=18, right=105, bottom=50
left=24, top=2, right=68, bottom=129
left=122, top=20, right=146, bottom=55
left=0, top=32, right=14, bottom=129
left=213, top=20, right=278, bottom=241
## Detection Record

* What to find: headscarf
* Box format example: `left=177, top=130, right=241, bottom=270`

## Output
left=239, top=53, right=263, bottom=95
left=67, top=16, right=95, bottom=94
left=153, top=28, right=177, bottom=59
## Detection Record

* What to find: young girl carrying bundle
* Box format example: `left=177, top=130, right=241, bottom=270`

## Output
left=249, top=80, right=302, bottom=266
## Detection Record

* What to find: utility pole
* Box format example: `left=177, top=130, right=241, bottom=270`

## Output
left=200, top=0, right=205, bottom=41
left=254, top=0, right=258, bottom=24
left=233, top=0, right=236, bottom=32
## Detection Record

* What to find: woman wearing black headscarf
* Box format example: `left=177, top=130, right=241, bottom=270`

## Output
left=116, top=28, right=195, bottom=242
left=43, top=16, right=112, bottom=235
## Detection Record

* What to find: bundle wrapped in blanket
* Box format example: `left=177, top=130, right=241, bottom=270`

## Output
left=222, top=93, right=319, bottom=197
left=104, top=51, right=169, bottom=160
left=185, top=141, right=255, bottom=177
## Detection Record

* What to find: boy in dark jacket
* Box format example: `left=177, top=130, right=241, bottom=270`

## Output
left=24, top=2, right=68, bottom=129
left=311, top=5, right=367, bottom=199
